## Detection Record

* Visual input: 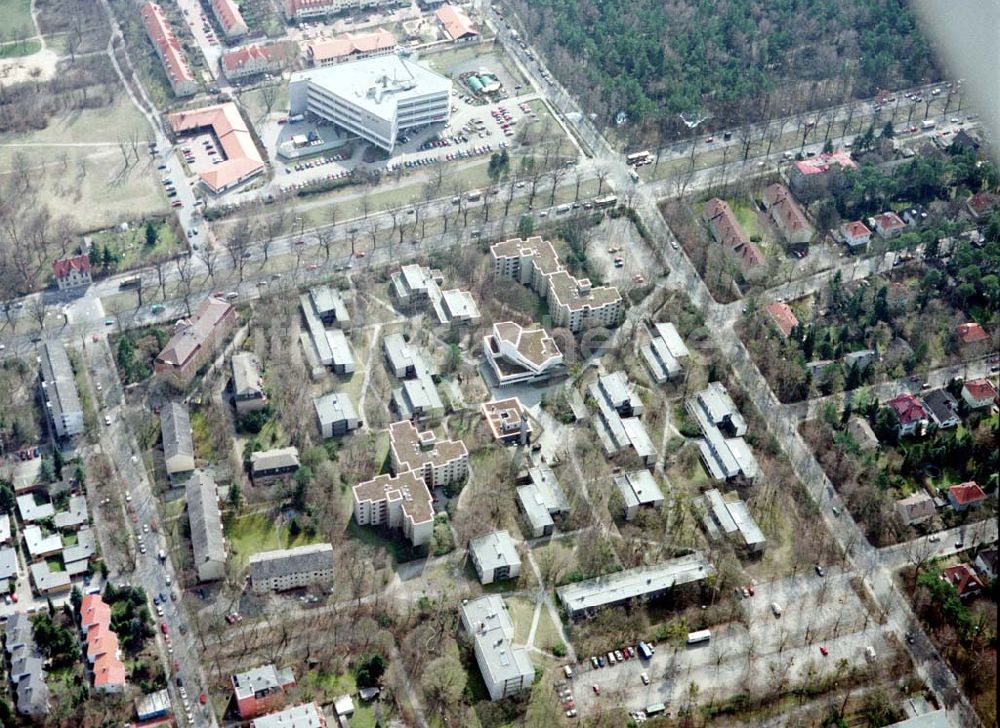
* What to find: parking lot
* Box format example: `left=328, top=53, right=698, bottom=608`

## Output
left=568, top=570, right=895, bottom=718
left=180, top=132, right=224, bottom=179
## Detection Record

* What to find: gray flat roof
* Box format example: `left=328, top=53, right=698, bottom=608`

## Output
left=313, top=391, right=359, bottom=426
left=290, top=54, right=451, bottom=121
left=556, top=553, right=714, bottom=614
left=396, top=373, right=443, bottom=413
left=460, top=595, right=534, bottom=689
left=653, top=322, right=689, bottom=358
left=384, top=332, right=420, bottom=375
left=517, top=466, right=569, bottom=531
left=469, top=530, right=520, bottom=574
left=696, top=382, right=746, bottom=434
left=40, top=339, right=82, bottom=430
left=614, top=470, right=664, bottom=509
left=251, top=702, right=324, bottom=728
left=309, top=285, right=350, bottom=323
left=621, top=417, right=656, bottom=459
left=886, top=710, right=951, bottom=728
left=727, top=499, right=765, bottom=547
left=704, top=489, right=737, bottom=533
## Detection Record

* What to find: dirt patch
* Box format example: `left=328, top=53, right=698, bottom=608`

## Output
left=0, top=46, right=58, bottom=84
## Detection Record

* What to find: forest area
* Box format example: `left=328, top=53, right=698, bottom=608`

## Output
left=506, top=0, right=938, bottom=137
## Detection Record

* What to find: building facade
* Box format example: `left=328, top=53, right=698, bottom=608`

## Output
left=248, top=543, right=335, bottom=593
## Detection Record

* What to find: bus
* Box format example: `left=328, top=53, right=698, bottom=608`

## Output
left=119, top=276, right=141, bottom=290
left=626, top=150, right=652, bottom=165
left=594, top=195, right=618, bottom=209
left=686, top=630, right=711, bottom=646
left=637, top=641, right=653, bottom=660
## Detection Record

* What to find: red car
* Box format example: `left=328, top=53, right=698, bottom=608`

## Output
left=171, top=200, right=182, bottom=208
left=160, top=623, right=168, bottom=635
left=11, top=593, right=18, bottom=603
left=819, top=646, right=829, bottom=656
left=199, top=693, right=207, bottom=705
left=746, top=585, right=755, bottom=596
left=592, top=685, right=600, bottom=695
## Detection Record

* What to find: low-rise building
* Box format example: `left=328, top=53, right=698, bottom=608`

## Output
left=841, top=220, right=872, bottom=250
left=232, top=353, right=267, bottom=415
left=556, top=553, right=714, bottom=619
left=314, top=392, right=361, bottom=437
left=0, top=513, right=9, bottom=545
left=154, top=295, right=237, bottom=387
left=186, top=470, right=226, bottom=582
left=491, top=237, right=622, bottom=333
left=79, top=594, right=125, bottom=693
left=961, top=378, right=997, bottom=409
left=52, top=255, right=92, bottom=290
left=614, top=470, right=664, bottom=521
left=392, top=373, right=445, bottom=421
left=30, top=561, right=71, bottom=594
left=940, top=563, right=984, bottom=599
left=39, top=340, right=84, bottom=439
left=54, top=494, right=88, bottom=531
left=686, top=383, right=757, bottom=482
left=232, top=664, right=296, bottom=720
left=17, top=493, right=54, bottom=523
left=702, top=198, right=764, bottom=273
left=305, top=286, right=350, bottom=327
left=251, top=447, right=301, bottom=483
left=210, top=0, right=248, bottom=38
left=23, top=525, right=63, bottom=560
left=515, top=466, right=569, bottom=538
left=460, top=595, right=534, bottom=701
left=895, top=492, right=936, bottom=526
left=590, top=372, right=655, bottom=466
left=161, top=401, right=195, bottom=477
left=469, top=531, right=520, bottom=584
left=697, top=489, right=766, bottom=552
left=436, top=4, right=479, bottom=40
left=843, top=349, right=878, bottom=372
left=886, top=393, right=929, bottom=437
left=166, top=104, right=267, bottom=194
left=871, top=211, right=906, bottom=239
left=974, top=547, right=997, bottom=581
left=248, top=543, right=335, bottom=593
left=140, top=2, right=197, bottom=97
left=640, top=322, right=689, bottom=382
left=763, top=184, right=812, bottom=245
left=481, top=398, right=533, bottom=445
left=956, top=322, right=988, bottom=347
left=966, top=191, right=997, bottom=221
left=383, top=333, right=420, bottom=378
left=789, top=151, right=857, bottom=201
left=136, top=689, right=172, bottom=722
left=483, top=321, right=564, bottom=387
left=6, top=613, right=51, bottom=718
left=391, top=264, right=480, bottom=326
left=922, top=389, right=960, bottom=429
left=947, top=482, right=986, bottom=512
left=306, top=30, right=397, bottom=66
left=766, top=302, right=799, bottom=338
left=252, top=702, right=327, bottom=728
left=0, top=546, right=16, bottom=592
left=300, top=292, right=356, bottom=374
left=222, top=43, right=285, bottom=81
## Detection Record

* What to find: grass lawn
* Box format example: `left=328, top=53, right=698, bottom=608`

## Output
left=224, top=511, right=330, bottom=570
left=505, top=594, right=536, bottom=645
left=45, top=556, right=65, bottom=572
left=298, top=669, right=378, bottom=725
left=729, top=199, right=764, bottom=240
left=0, top=39, right=42, bottom=58
left=240, top=84, right=290, bottom=125
left=0, top=0, right=34, bottom=32
left=89, top=220, right=181, bottom=270
left=189, top=410, right=218, bottom=462
left=533, top=608, right=564, bottom=653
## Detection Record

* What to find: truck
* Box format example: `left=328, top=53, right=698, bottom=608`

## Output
left=686, top=630, right=712, bottom=645
left=921, top=119, right=937, bottom=130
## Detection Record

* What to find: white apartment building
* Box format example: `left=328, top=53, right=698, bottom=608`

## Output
left=288, top=55, right=451, bottom=153
left=284, top=0, right=408, bottom=22
left=248, top=543, right=335, bottom=593
left=39, top=341, right=84, bottom=439
left=491, top=236, right=622, bottom=333
left=389, top=420, right=467, bottom=488
left=460, top=596, right=534, bottom=701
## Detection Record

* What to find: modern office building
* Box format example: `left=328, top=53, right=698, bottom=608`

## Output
left=288, top=55, right=451, bottom=152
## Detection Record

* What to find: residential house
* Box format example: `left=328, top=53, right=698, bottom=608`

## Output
left=30, top=561, right=70, bottom=594
left=950, top=129, right=980, bottom=154
left=947, top=482, right=986, bottom=512
left=956, top=322, right=988, bottom=347
left=966, top=191, right=996, bottom=221
left=248, top=543, right=335, bottom=593
left=961, top=378, right=997, bottom=409
left=232, top=353, right=267, bottom=415
left=166, top=104, right=266, bottom=194
left=6, top=614, right=50, bottom=718
left=186, top=470, right=226, bottom=582
left=613, top=470, right=664, bottom=521
left=52, top=255, right=92, bottom=290
left=763, top=183, right=813, bottom=245
left=844, top=349, right=878, bottom=373
left=383, top=333, right=420, bottom=379
left=154, top=295, right=237, bottom=387
left=940, top=564, right=984, bottom=599
left=283, top=0, right=336, bottom=21
left=788, top=150, right=857, bottom=201
left=250, top=447, right=301, bottom=483
left=210, top=0, right=248, bottom=39
left=697, top=488, right=766, bottom=553
left=252, top=703, right=327, bottom=728
left=23, top=525, right=63, bottom=560
left=161, top=401, right=195, bottom=478
left=306, top=30, right=397, bottom=66
left=314, top=392, right=361, bottom=437
left=640, top=322, right=689, bottom=383
left=79, top=594, right=126, bottom=693
left=871, top=211, right=907, bottom=239
left=222, top=43, right=285, bottom=81
left=436, top=4, right=479, bottom=40
left=886, top=393, right=929, bottom=437
left=841, top=220, right=872, bottom=250
left=847, top=416, right=879, bottom=450
left=232, top=664, right=296, bottom=720
left=17, top=493, right=55, bottom=523
left=482, top=321, right=564, bottom=387
left=460, top=595, right=534, bottom=700
left=515, top=466, right=569, bottom=538
left=481, top=398, right=533, bottom=445
left=895, top=493, right=937, bottom=526
left=686, top=382, right=758, bottom=482
left=766, top=302, right=799, bottom=339
left=974, top=547, right=997, bottom=581
left=922, top=389, right=960, bottom=429
left=39, top=340, right=84, bottom=439
left=0, top=513, right=10, bottom=545
left=702, top=198, right=764, bottom=273
left=0, top=546, right=16, bottom=593
left=901, top=205, right=930, bottom=227
left=491, top=237, right=622, bottom=333
left=140, top=2, right=197, bottom=97
left=468, top=531, right=521, bottom=584
left=54, top=494, right=89, bottom=531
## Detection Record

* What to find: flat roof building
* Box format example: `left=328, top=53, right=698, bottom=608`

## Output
left=460, top=595, right=534, bottom=701
left=39, top=340, right=83, bottom=439
left=392, top=373, right=444, bottom=421
left=556, top=553, right=714, bottom=619
left=516, top=466, right=569, bottom=538
left=469, top=530, right=521, bottom=584
left=249, top=543, right=335, bottom=593
left=383, top=333, right=421, bottom=378
left=614, top=470, right=665, bottom=521
left=391, top=264, right=480, bottom=326
left=697, top=489, right=766, bottom=552
left=314, top=392, right=362, bottom=437
left=641, top=322, right=689, bottom=383
left=305, top=286, right=350, bottom=327
left=590, top=373, right=655, bottom=466
left=483, top=321, right=564, bottom=387
left=481, top=398, right=533, bottom=445
left=686, top=383, right=757, bottom=482
left=232, top=664, right=296, bottom=720
left=161, top=401, right=195, bottom=477
left=186, top=471, right=226, bottom=582
left=300, top=293, right=356, bottom=374
left=252, top=702, right=327, bottom=728
left=491, top=237, right=622, bottom=333
left=288, top=55, right=451, bottom=153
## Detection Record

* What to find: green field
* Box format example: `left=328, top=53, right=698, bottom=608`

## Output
left=0, top=39, right=42, bottom=58
left=225, top=512, right=325, bottom=570
left=0, top=0, right=35, bottom=35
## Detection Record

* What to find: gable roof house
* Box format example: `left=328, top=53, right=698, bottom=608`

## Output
left=895, top=492, right=937, bottom=526
left=763, top=184, right=813, bottom=245
left=961, top=378, right=997, bottom=409
left=841, top=220, right=872, bottom=250
left=52, top=255, right=92, bottom=290
left=232, top=352, right=268, bottom=415
left=161, top=401, right=195, bottom=477
left=140, top=2, right=197, bottom=97
left=436, top=4, right=479, bottom=41
left=306, top=30, right=398, bottom=66
left=886, top=393, right=929, bottom=437
left=940, top=563, right=984, bottom=599
left=947, top=482, right=986, bottom=512
left=210, top=0, right=248, bottom=38
left=166, top=104, right=266, bottom=194
left=251, top=447, right=301, bottom=483
left=956, top=322, right=988, bottom=346
left=766, top=302, right=799, bottom=338
left=871, top=211, right=907, bottom=239
left=154, top=295, right=237, bottom=387
left=703, top=198, right=764, bottom=274
left=921, top=389, right=960, bottom=429
left=186, top=470, right=226, bottom=582
left=788, top=150, right=858, bottom=201
left=974, top=547, right=998, bottom=581
left=966, top=191, right=997, bottom=220
left=222, top=43, right=285, bottom=81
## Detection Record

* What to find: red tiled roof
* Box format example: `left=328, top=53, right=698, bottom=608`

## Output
left=886, top=393, right=927, bottom=425
left=940, top=563, right=984, bottom=598
left=873, top=211, right=906, bottom=234
left=766, top=302, right=799, bottom=338
left=956, top=322, right=987, bottom=344
left=94, top=651, right=126, bottom=688
left=166, top=103, right=265, bottom=193
left=764, top=183, right=810, bottom=235
left=140, top=2, right=195, bottom=88
left=211, top=0, right=247, bottom=34
left=53, top=254, right=90, bottom=278
left=222, top=43, right=285, bottom=72
left=80, top=594, right=111, bottom=631
left=436, top=4, right=479, bottom=40
left=156, top=294, right=234, bottom=368
left=703, top=199, right=764, bottom=271
left=963, top=378, right=997, bottom=402
left=949, top=482, right=986, bottom=506
left=842, top=220, right=871, bottom=240
left=793, top=151, right=857, bottom=175
left=967, top=191, right=996, bottom=216
left=285, top=0, right=333, bottom=13
left=306, top=30, right=397, bottom=62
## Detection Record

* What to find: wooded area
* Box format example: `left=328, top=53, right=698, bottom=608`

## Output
left=507, top=0, right=938, bottom=135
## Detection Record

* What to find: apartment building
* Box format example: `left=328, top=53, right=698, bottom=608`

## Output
left=468, top=530, right=520, bottom=584
left=248, top=543, right=335, bottom=593
left=140, top=2, right=197, bottom=97
left=160, top=401, right=195, bottom=478
left=52, top=255, right=91, bottom=290
left=186, top=470, right=226, bottom=582
left=460, top=596, right=534, bottom=700
left=39, top=340, right=84, bottom=439
left=232, top=353, right=268, bottom=415
left=154, top=295, right=237, bottom=387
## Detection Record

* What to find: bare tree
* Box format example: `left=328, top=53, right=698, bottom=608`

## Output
left=199, top=245, right=220, bottom=282
left=595, top=165, right=609, bottom=196
left=175, top=254, right=195, bottom=316
left=225, top=218, right=254, bottom=282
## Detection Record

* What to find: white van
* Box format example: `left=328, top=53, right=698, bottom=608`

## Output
left=563, top=665, right=574, bottom=679
left=556, top=204, right=570, bottom=214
